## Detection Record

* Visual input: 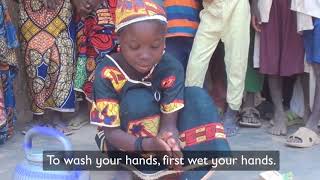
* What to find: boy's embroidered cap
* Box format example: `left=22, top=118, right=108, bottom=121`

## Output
left=115, top=0, right=167, bottom=32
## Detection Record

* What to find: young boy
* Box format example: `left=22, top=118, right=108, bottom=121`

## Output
left=185, top=0, right=251, bottom=136
left=91, top=0, right=230, bottom=179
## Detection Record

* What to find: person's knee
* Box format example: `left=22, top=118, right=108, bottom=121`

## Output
left=182, top=87, right=221, bottom=121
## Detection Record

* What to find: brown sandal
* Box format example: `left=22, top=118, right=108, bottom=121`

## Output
left=239, top=107, right=262, bottom=128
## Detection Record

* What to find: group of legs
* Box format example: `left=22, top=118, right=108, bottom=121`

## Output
left=173, top=0, right=320, bottom=148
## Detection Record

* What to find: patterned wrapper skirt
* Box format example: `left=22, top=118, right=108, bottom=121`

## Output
left=19, top=0, right=76, bottom=115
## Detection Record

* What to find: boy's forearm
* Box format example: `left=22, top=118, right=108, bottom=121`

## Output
left=251, top=0, right=259, bottom=16
left=103, top=127, right=138, bottom=151
left=159, top=111, right=179, bottom=132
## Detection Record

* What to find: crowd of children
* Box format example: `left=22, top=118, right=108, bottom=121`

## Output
left=0, top=0, right=319, bottom=177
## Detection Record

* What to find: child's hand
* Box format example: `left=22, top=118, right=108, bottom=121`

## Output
left=159, top=130, right=183, bottom=171
left=251, top=15, right=261, bottom=32
left=142, top=136, right=172, bottom=154
left=72, top=0, right=99, bottom=17
left=250, top=0, right=261, bottom=32
left=160, top=131, right=181, bottom=153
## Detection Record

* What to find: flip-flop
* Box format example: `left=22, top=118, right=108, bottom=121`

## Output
left=270, top=111, right=304, bottom=127
left=238, top=107, right=262, bottom=128
left=286, top=127, right=320, bottom=148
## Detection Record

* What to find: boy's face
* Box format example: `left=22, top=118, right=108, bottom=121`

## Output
left=119, top=20, right=166, bottom=74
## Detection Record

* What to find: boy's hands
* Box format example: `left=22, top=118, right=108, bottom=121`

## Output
left=159, top=128, right=183, bottom=171
left=251, top=15, right=261, bottom=32
left=142, top=136, right=172, bottom=154
left=251, top=0, right=261, bottom=32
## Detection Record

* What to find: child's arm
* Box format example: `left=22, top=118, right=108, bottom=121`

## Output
left=251, top=0, right=261, bottom=32
left=156, top=58, right=185, bottom=156
left=159, top=112, right=179, bottom=146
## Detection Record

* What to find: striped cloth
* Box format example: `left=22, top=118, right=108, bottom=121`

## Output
left=164, top=0, right=201, bottom=37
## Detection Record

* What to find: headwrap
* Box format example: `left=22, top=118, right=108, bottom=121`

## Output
left=115, top=0, right=167, bottom=32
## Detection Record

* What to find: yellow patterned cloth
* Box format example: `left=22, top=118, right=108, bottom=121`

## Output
left=91, top=99, right=120, bottom=127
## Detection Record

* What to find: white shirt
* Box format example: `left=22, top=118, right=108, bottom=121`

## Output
left=291, top=0, right=320, bottom=32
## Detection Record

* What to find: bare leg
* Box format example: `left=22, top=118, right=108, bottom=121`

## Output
left=33, top=114, right=44, bottom=122
left=268, top=75, right=287, bottom=135
left=305, top=64, right=320, bottom=132
left=301, top=73, right=311, bottom=123
left=288, top=64, right=320, bottom=143
left=22, top=114, right=46, bottom=134
left=51, top=111, right=73, bottom=135
left=223, top=106, right=239, bottom=137
left=243, top=92, right=255, bottom=108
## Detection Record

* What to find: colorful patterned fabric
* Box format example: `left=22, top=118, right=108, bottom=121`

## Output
left=90, top=54, right=185, bottom=127
left=115, top=0, right=167, bottom=32
left=0, top=0, right=18, bottom=145
left=0, top=0, right=19, bottom=67
left=164, top=0, right=201, bottom=37
left=0, top=79, right=7, bottom=144
left=19, top=0, right=76, bottom=114
left=0, top=69, right=17, bottom=144
left=74, top=0, right=117, bottom=101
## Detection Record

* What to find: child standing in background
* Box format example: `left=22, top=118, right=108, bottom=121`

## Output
left=71, top=0, right=117, bottom=130
left=251, top=0, right=305, bottom=136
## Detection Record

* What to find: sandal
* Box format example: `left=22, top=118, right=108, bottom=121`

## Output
left=286, top=111, right=304, bottom=127
left=286, top=127, right=320, bottom=148
left=270, top=111, right=304, bottom=127
left=239, top=107, right=262, bottom=128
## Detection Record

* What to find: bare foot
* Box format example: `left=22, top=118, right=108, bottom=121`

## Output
left=269, top=111, right=287, bottom=136
left=223, top=107, right=239, bottom=137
